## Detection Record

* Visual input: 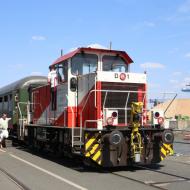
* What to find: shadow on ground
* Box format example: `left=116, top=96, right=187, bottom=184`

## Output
left=11, top=143, right=164, bottom=174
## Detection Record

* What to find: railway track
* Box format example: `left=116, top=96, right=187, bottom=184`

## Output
left=103, top=162, right=190, bottom=190
left=110, top=171, right=166, bottom=190
left=168, top=158, right=190, bottom=166
left=0, top=167, right=30, bottom=190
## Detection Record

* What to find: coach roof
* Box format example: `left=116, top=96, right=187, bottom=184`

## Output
left=0, top=76, right=47, bottom=95
left=51, top=47, right=133, bottom=67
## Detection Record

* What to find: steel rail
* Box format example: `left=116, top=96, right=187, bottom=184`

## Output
left=106, top=163, right=190, bottom=190
left=0, top=167, right=31, bottom=190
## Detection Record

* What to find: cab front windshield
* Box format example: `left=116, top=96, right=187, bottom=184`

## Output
left=102, top=55, right=128, bottom=72
left=71, top=53, right=98, bottom=75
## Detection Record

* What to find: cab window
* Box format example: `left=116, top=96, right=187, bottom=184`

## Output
left=56, top=61, right=68, bottom=83
left=102, top=55, right=128, bottom=72
left=71, top=53, right=98, bottom=75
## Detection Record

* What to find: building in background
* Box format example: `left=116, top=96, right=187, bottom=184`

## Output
left=153, top=99, right=190, bottom=119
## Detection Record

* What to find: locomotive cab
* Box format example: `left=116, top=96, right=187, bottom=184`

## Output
left=45, top=48, right=145, bottom=129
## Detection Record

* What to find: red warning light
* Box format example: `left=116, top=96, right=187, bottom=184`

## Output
left=120, top=73, right=126, bottom=81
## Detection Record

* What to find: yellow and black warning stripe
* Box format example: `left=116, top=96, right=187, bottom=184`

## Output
left=160, top=143, right=174, bottom=161
left=85, top=132, right=102, bottom=165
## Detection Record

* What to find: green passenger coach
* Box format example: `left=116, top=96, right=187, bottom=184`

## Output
left=0, top=76, right=47, bottom=140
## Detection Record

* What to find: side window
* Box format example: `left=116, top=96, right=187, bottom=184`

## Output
left=56, top=64, right=64, bottom=83
left=102, top=55, right=128, bottom=72
left=63, top=61, right=68, bottom=82
left=71, top=53, right=98, bottom=75
left=4, top=95, right=8, bottom=111
left=4, top=96, right=8, bottom=102
left=56, top=61, right=68, bottom=83
left=0, top=97, right=2, bottom=111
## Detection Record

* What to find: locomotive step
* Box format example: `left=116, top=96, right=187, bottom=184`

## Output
left=73, top=141, right=84, bottom=146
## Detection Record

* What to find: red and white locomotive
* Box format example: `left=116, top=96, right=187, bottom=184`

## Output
left=28, top=47, right=173, bottom=167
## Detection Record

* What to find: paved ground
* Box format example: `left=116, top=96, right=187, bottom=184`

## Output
left=0, top=137, right=189, bottom=190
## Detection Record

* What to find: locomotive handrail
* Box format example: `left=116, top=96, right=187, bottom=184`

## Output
left=80, top=89, right=147, bottom=129
left=18, top=102, right=43, bottom=119
left=71, top=106, right=75, bottom=147
left=124, top=92, right=130, bottom=124
left=64, top=107, right=67, bottom=127
left=103, top=91, right=108, bottom=108
left=18, top=102, right=43, bottom=137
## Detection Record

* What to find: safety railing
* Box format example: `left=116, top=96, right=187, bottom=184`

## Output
left=80, top=89, right=147, bottom=129
left=17, top=102, right=43, bottom=138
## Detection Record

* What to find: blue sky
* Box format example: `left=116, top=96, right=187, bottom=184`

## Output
left=0, top=0, right=190, bottom=99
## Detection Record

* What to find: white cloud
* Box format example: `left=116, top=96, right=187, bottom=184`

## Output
left=184, top=77, right=190, bottom=82
left=172, top=71, right=182, bottom=76
left=169, top=77, right=190, bottom=89
left=140, top=62, right=165, bottom=69
left=87, top=43, right=108, bottom=49
left=132, top=21, right=156, bottom=31
left=180, top=81, right=189, bottom=87
left=185, top=52, right=190, bottom=58
left=165, top=14, right=190, bottom=23
left=169, top=79, right=179, bottom=84
left=68, top=43, right=108, bottom=53
left=164, top=1, right=190, bottom=23
left=32, top=35, right=46, bottom=41
left=178, top=0, right=190, bottom=13
left=30, top=71, right=43, bottom=76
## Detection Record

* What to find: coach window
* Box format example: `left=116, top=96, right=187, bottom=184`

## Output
left=71, top=53, right=98, bottom=75
left=0, top=97, right=2, bottom=111
left=102, top=55, right=128, bottom=72
left=4, top=95, right=8, bottom=110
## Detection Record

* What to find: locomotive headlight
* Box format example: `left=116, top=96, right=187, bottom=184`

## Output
left=162, top=130, right=174, bottom=144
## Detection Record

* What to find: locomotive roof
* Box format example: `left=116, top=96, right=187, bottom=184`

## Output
left=51, top=47, right=133, bottom=67
left=0, top=76, right=47, bottom=95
